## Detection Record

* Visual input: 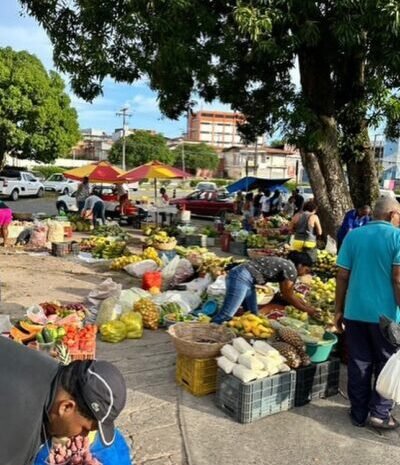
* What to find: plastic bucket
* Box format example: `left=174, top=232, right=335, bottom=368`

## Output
left=305, top=332, right=338, bottom=363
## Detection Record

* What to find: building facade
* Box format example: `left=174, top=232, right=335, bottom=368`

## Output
left=71, top=129, right=113, bottom=161
left=220, top=145, right=303, bottom=181
left=187, top=110, right=264, bottom=148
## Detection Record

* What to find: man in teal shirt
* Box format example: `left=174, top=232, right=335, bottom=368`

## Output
left=335, top=197, right=400, bottom=429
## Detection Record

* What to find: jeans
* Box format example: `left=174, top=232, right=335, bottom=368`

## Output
left=92, top=201, right=106, bottom=227
left=345, top=318, right=395, bottom=425
left=77, top=200, right=85, bottom=213
left=212, top=265, right=257, bottom=324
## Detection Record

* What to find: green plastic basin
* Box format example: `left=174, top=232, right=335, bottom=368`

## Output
left=305, top=332, right=338, bottom=363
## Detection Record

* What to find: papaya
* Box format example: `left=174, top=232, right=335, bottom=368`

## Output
left=10, top=326, right=36, bottom=343
left=19, top=320, right=44, bottom=336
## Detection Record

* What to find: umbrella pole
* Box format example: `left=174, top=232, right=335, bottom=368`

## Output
left=154, top=178, right=158, bottom=225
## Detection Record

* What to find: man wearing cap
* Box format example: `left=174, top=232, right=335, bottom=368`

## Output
left=0, top=336, right=127, bottom=465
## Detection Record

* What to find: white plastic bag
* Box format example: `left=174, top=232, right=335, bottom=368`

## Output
left=87, top=278, right=122, bottom=323
left=119, top=288, right=150, bottom=313
left=161, top=256, right=181, bottom=285
left=207, top=275, right=226, bottom=296
left=96, top=296, right=122, bottom=327
left=325, top=235, right=337, bottom=255
left=184, top=275, right=213, bottom=294
left=124, top=259, right=158, bottom=278
left=0, top=315, right=12, bottom=333
left=376, top=351, right=400, bottom=403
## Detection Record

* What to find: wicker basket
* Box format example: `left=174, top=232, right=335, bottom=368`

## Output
left=168, top=322, right=234, bottom=359
left=154, top=238, right=177, bottom=251
left=255, top=285, right=275, bottom=305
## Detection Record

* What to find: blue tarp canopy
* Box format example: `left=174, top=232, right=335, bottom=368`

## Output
left=226, top=176, right=291, bottom=194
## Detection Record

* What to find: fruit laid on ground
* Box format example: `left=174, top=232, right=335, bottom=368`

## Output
left=62, top=324, right=97, bottom=352
left=93, top=224, right=127, bottom=238
left=10, top=326, right=36, bottom=343
left=19, top=320, right=43, bottom=335
left=271, top=341, right=302, bottom=368
left=133, top=298, right=160, bottom=330
left=227, top=313, right=275, bottom=339
left=286, top=306, right=309, bottom=322
left=110, top=246, right=163, bottom=270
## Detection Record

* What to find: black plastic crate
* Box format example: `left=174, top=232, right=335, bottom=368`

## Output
left=229, top=241, right=247, bottom=256
left=215, top=369, right=296, bottom=424
left=294, top=357, right=340, bottom=407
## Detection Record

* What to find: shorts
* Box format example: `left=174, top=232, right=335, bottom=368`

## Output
left=292, top=239, right=316, bottom=251
left=0, top=208, right=12, bottom=227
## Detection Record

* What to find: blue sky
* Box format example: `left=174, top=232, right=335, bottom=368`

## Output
left=0, top=0, right=232, bottom=138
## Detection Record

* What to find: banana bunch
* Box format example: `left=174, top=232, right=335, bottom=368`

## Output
left=146, top=231, right=173, bottom=245
left=80, top=236, right=109, bottom=251
left=142, top=246, right=163, bottom=266
left=110, top=254, right=142, bottom=270
left=92, top=240, right=127, bottom=259
left=110, top=246, right=163, bottom=270
left=198, top=254, right=233, bottom=278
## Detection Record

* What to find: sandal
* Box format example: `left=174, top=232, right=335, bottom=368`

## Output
left=368, top=415, right=399, bottom=430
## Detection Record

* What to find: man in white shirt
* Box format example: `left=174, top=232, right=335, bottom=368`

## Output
left=260, top=189, right=271, bottom=217
left=81, top=192, right=106, bottom=226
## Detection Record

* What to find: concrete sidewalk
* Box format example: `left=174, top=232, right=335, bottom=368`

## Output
left=98, top=331, right=400, bottom=465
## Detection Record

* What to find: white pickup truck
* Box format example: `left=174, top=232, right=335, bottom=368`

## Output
left=0, top=170, right=45, bottom=201
left=43, top=173, right=79, bottom=195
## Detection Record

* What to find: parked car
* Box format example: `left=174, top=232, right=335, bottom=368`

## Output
left=44, top=173, right=79, bottom=195
left=56, top=186, right=139, bottom=224
left=296, top=186, right=314, bottom=202
left=195, top=181, right=219, bottom=192
left=0, top=169, right=44, bottom=200
left=170, top=190, right=235, bottom=218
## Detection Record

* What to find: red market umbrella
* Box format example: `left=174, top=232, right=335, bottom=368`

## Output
left=64, top=161, right=125, bottom=183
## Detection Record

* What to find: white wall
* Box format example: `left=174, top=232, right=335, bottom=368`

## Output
left=5, top=155, right=93, bottom=169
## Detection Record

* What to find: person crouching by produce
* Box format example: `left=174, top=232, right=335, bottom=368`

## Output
left=212, top=251, right=319, bottom=324
left=0, top=199, right=12, bottom=246
left=81, top=191, right=106, bottom=227
left=0, top=336, right=127, bottom=465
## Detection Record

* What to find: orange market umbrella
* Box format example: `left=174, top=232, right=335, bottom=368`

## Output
left=118, top=160, right=191, bottom=199
left=119, top=160, right=190, bottom=182
left=64, top=161, right=125, bottom=183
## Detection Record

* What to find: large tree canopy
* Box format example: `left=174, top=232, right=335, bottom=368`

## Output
left=20, top=0, right=400, bottom=236
left=0, top=46, right=80, bottom=165
left=109, top=130, right=175, bottom=168
left=177, top=143, right=219, bottom=173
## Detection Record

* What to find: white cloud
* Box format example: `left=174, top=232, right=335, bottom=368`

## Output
left=124, top=94, right=160, bottom=115
left=0, top=24, right=54, bottom=70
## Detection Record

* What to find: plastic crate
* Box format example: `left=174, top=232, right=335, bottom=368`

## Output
left=185, top=234, right=207, bottom=247
left=229, top=241, right=247, bottom=256
left=294, top=357, right=340, bottom=407
left=176, top=354, right=218, bottom=396
left=215, top=369, right=296, bottom=424
left=51, top=242, right=70, bottom=257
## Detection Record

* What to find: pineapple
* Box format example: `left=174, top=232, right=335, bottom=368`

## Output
left=56, top=343, right=72, bottom=365
left=133, top=298, right=160, bottom=330
left=272, top=341, right=302, bottom=369
left=278, top=327, right=305, bottom=351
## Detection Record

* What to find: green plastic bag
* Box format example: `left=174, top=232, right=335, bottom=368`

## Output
left=120, top=312, right=143, bottom=339
left=100, top=320, right=127, bottom=343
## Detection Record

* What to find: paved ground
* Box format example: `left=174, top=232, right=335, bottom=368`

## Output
left=1, top=242, right=400, bottom=465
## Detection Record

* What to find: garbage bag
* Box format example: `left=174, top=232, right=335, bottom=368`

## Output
left=100, top=320, right=127, bottom=343
left=96, top=297, right=122, bottom=327
left=120, top=312, right=143, bottom=339
left=169, top=258, right=195, bottom=288
left=33, top=429, right=132, bottom=465
left=376, top=350, right=400, bottom=403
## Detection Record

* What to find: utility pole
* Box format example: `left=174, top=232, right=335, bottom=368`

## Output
left=116, top=107, right=132, bottom=170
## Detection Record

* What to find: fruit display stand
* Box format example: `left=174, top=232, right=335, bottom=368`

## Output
left=294, top=357, right=340, bottom=407
left=215, top=369, right=296, bottom=424
left=176, top=354, right=218, bottom=396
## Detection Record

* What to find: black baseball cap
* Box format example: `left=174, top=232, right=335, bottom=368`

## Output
left=77, top=360, right=127, bottom=446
